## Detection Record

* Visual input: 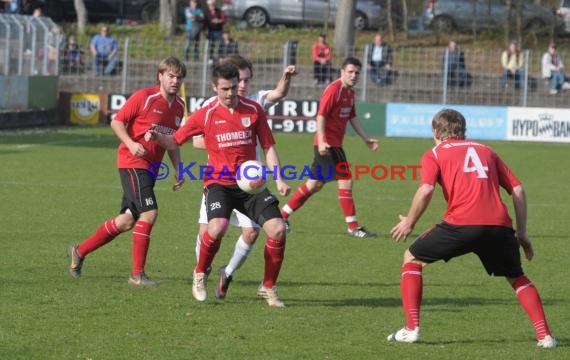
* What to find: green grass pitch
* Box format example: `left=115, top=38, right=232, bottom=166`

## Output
left=0, top=126, right=568, bottom=359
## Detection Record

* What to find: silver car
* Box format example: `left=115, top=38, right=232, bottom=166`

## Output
left=224, top=0, right=382, bottom=30
left=555, top=0, right=570, bottom=33
left=422, top=0, right=562, bottom=33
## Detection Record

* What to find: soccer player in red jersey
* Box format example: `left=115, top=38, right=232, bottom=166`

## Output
left=192, top=55, right=296, bottom=300
left=147, top=63, right=291, bottom=307
left=280, top=57, right=379, bottom=238
left=67, top=57, right=187, bottom=287
left=388, top=109, right=556, bottom=348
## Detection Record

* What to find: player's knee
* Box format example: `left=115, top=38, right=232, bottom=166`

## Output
left=403, top=249, right=416, bottom=264
left=263, top=219, right=286, bottom=240
left=242, top=228, right=260, bottom=244
left=116, top=216, right=135, bottom=232
left=139, top=209, right=158, bottom=224
left=208, top=218, right=229, bottom=240
left=308, top=180, right=324, bottom=193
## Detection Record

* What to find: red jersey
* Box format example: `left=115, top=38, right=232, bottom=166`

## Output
left=174, top=96, right=275, bottom=186
left=421, top=139, right=521, bottom=227
left=313, top=79, right=356, bottom=147
left=115, top=86, right=185, bottom=169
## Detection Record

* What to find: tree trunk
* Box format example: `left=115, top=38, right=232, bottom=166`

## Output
left=504, top=0, right=512, bottom=45
left=515, top=0, right=523, bottom=45
left=471, top=0, right=477, bottom=36
left=334, top=0, right=356, bottom=58
left=387, top=0, right=394, bottom=42
left=73, top=0, right=87, bottom=35
left=160, top=0, right=177, bottom=37
left=401, top=0, right=408, bottom=41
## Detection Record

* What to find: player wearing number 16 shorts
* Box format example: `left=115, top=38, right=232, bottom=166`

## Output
left=387, top=109, right=556, bottom=348
left=67, top=57, right=187, bottom=286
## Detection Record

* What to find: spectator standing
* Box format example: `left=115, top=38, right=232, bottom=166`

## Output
left=442, top=40, right=470, bottom=87
left=500, top=40, right=525, bottom=89
left=541, top=42, right=570, bottom=95
left=217, top=29, right=238, bottom=62
left=90, top=25, right=119, bottom=76
left=183, top=0, right=204, bottom=62
left=367, top=33, right=395, bottom=86
left=312, top=33, right=332, bottom=85
left=204, top=0, right=226, bottom=63
left=1, top=0, right=19, bottom=13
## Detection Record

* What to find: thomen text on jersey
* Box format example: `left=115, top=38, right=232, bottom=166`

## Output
left=147, top=162, right=421, bottom=182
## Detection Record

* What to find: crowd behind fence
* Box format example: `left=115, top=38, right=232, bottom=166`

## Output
left=1, top=14, right=569, bottom=109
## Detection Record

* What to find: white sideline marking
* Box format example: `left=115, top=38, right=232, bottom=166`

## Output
left=12, top=137, right=108, bottom=149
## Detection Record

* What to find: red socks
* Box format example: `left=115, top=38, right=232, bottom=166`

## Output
left=338, top=188, right=359, bottom=230
left=196, top=231, right=221, bottom=274
left=281, top=184, right=311, bottom=219
left=263, top=237, right=286, bottom=288
left=77, top=219, right=121, bottom=258
left=512, top=276, right=552, bottom=340
left=132, top=221, right=153, bottom=276
left=401, top=262, right=423, bottom=330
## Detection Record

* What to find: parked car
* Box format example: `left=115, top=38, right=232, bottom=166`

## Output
left=422, top=0, right=563, bottom=33
left=224, top=0, right=382, bottom=31
left=44, top=0, right=187, bottom=23
left=555, top=0, right=570, bottom=33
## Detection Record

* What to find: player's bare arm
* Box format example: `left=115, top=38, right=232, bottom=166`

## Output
left=511, top=184, right=534, bottom=261
left=192, top=135, right=206, bottom=150
left=110, top=119, right=147, bottom=157
left=316, top=114, right=330, bottom=155
left=349, top=117, right=379, bottom=151
left=263, top=145, right=291, bottom=196
left=145, top=129, right=179, bottom=151
left=391, top=183, right=435, bottom=242
left=266, top=65, right=297, bottom=103
left=167, top=148, right=185, bottom=191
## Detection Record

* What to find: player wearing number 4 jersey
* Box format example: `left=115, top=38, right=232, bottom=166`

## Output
left=67, top=57, right=187, bottom=286
left=280, top=57, right=379, bottom=238
left=388, top=109, right=556, bottom=348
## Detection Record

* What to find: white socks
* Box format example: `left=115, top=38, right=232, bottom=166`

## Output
left=225, top=235, right=253, bottom=276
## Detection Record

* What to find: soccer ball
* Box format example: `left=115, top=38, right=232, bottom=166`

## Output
left=237, top=160, right=267, bottom=194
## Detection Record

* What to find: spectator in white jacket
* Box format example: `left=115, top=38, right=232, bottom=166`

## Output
left=541, top=42, right=570, bottom=95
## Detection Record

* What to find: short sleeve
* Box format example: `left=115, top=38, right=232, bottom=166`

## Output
left=420, top=150, right=439, bottom=186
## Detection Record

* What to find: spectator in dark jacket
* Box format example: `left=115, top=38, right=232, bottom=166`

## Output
left=442, top=40, right=471, bottom=87
left=217, top=30, right=238, bottom=62
left=204, top=0, right=226, bottom=63
left=367, top=33, right=396, bottom=86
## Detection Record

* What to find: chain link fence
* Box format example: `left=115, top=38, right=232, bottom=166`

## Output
left=0, top=14, right=62, bottom=76
left=1, top=13, right=568, bottom=109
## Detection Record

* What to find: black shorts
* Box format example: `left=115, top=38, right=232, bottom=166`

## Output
left=310, top=146, right=350, bottom=182
left=204, top=183, right=281, bottom=226
left=409, top=222, right=523, bottom=278
left=119, top=168, right=157, bottom=219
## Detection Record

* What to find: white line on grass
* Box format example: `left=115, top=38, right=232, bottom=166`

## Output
left=12, top=137, right=110, bottom=149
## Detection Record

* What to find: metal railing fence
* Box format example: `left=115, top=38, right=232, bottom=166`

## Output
left=1, top=14, right=568, bottom=109
left=0, top=14, right=62, bottom=76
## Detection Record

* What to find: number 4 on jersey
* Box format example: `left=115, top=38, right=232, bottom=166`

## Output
left=463, top=147, right=488, bottom=178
